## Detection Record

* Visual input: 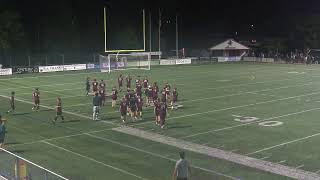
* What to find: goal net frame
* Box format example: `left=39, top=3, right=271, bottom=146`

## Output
left=100, top=52, right=151, bottom=73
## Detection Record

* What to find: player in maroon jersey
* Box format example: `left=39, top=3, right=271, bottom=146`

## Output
left=99, top=87, right=106, bottom=106
left=153, top=82, right=159, bottom=93
left=136, top=95, right=143, bottom=120
left=119, top=97, right=127, bottom=123
left=99, top=80, right=106, bottom=90
left=125, top=89, right=131, bottom=114
left=135, top=77, right=141, bottom=88
left=53, top=97, right=64, bottom=125
left=111, top=87, right=118, bottom=108
left=32, top=88, right=40, bottom=111
left=145, top=85, right=152, bottom=106
left=92, top=79, right=98, bottom=92
left=161, top=88, right=167, bottom=103
left=126, top=75, right=132, bottom=89
left=159, top=102, right=168, bottom=129
left=143, top=76, right=149, bottom=89
left=135, top=83, right=142, bottom=97
left=118, top=74, right=124, bottom=91
left=152, top=86, right=159, bottom=102
left=171, top=88, right=178, bottom=109
left=154, top=98, right=161, bottom=125
left=7, top=91, right=15, bottom=113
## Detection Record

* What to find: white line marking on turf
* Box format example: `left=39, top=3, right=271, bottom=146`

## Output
left=230, top=149, right=238, bottom=153
left=84, top=133, right=238, bottom=180
left=296, top=165, right=304, bottom=169
left=42, top=141, right=149, bottom=180
left=114, top=126, right=320, bottom=180
left=7, top=128, right=114, bottom=148
left=260, top=156, right=270, bottom=160
left=315, top=169, right=320, bottom=174
left=277, top=160, right=286, bottom=164
left=246, top=132, right=320, bottom=155
left=181, top=107, right=320, bottom=139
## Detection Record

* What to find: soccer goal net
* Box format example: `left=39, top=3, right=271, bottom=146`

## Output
left=99, top=53, right=151, bottom=73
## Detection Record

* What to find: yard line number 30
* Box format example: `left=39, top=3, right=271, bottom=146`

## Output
left=232, top=115, right=283, bottom=127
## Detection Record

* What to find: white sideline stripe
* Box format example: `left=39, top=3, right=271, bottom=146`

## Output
left=84, top=133, right=238, bottom=180
left=0, top=148, right=69, bottom=180
left=0, top=175, right=8, bottom=180
left=42, top=141, right=148, bottom=180
left=246, top=132, right=320, bottom=155
left=114, top=126, right=320, bottom=180
left=182, top=107, right=320, bottom=139
left=315, top=169, right=320, bottom=174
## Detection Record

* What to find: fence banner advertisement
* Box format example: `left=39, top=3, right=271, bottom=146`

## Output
left=0, top=68, right=13, bottom=76
left=39, top=65, right=64, bottom=73
left=12, top=66, right=39, bottom=74
left=63, top=64, right=87, bottom=71
left=86, top=64, right=95, bottom=69
left=160, top=60, right=176, bottom=65
left=175, top=58, right=192, bottom=65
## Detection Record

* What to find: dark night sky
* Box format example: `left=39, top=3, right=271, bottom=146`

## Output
left=1, top=0, right=320, bottom=52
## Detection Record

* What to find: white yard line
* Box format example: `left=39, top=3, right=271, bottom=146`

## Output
left=84, top=133, right=238, bottom=180
left=246, top=132, right=320, bottom=155
left=296, top=165, right=305, bottom=169
left=260, top=156, right=270, bottom=160
left=182, top=107, right=320, bottom=139
left=277, top=160, right=287, bottom=164
left=42, top=141, right=149, bottom=180
left=114, top=126, right=320, bottom=180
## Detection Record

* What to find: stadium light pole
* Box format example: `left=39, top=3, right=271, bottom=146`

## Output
left=149, top=11, right=152, bottom=52
left=158, top=8, right=161, bottom=60
left=176, top=13, right=179, bottom=58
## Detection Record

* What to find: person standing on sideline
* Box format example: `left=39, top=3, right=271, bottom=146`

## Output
left=92, top=92, right=102, bottom=121
left=172, top=151, right=191, bottom=180
left=0, top=114, right=7, bottom=149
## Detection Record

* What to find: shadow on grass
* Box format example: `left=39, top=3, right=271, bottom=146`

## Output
left=12, top=112, right=32, bottom=116
left=62, top=119, right=81, bottom=124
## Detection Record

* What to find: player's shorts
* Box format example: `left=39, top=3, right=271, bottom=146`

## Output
left=172, top=97, right=177, bottom=103
left=93, top=106, right=100, bottom=113
left=155, top=111, right=160, bottom=116
left=11, top=103, right=15, bottom=110
left=130, top=106, right=137, bottom=112
left=56, top=111, right=62, bottom=116
left=93, top=87, right=98, bottom=92
left=121, top=111, right=126, bottom=116
left=86, top=86, right=90, bottom=91
left=119, top=82, right=123, bottom=87
left=34, top=99, right=40, bottom=104
left=101, top=96, right=106, bottom=101
left=112, top=96, right=117, bottom=100
left=137, top=106, right=142, bottom=112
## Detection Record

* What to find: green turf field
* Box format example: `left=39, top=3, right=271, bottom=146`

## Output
left=1, top=63, right=320, bottom=179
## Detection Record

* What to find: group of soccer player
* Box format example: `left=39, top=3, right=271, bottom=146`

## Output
left=5, top=74, right=179, bottom=129
left=87, top=74, right=179, bottom=129
left=117, top=74, right=179, bottom=128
